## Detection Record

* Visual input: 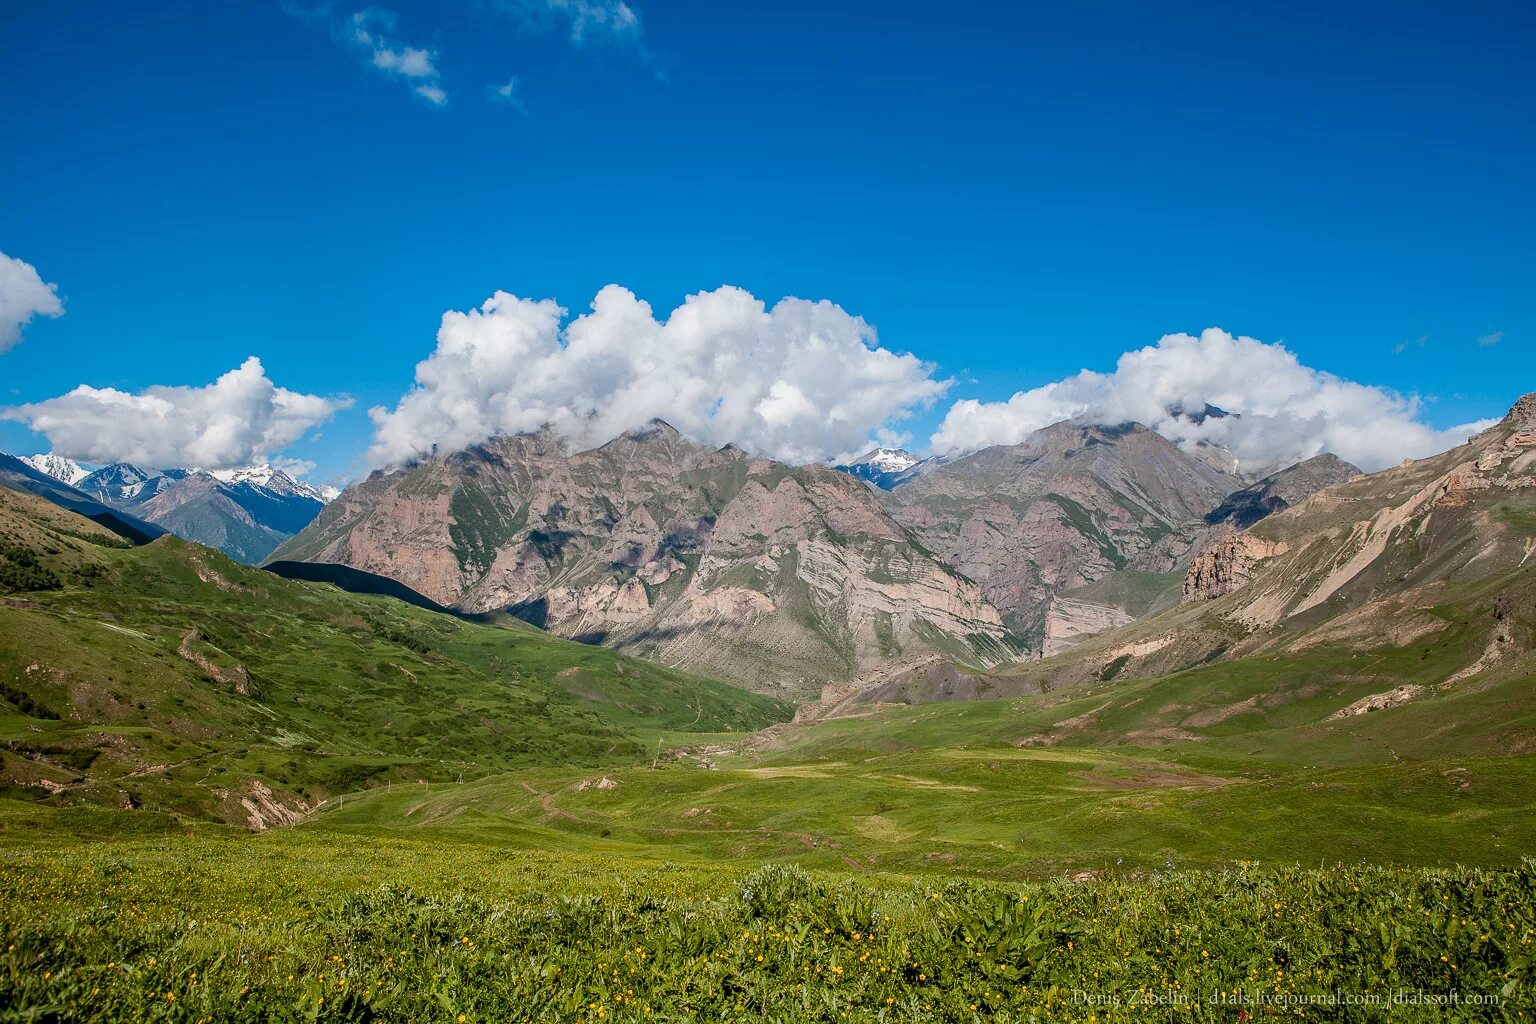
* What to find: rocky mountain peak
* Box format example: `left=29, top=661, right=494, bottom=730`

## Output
left=883, top=418, right=1243, bottom=642
left=19, top=453, right=90, bottom=486
left=608, top=418, right=700, bottom=448
left=79, top=462, right=158, bottom=502
left=1506, top=392, right=1536, bottom=429
left=634, top=417, right=682, bottom=437
left=851, top=448, right=919, bottom=472
left=833, top=447, right=934, bottom=491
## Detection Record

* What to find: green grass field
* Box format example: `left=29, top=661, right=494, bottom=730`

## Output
left=2, top=820, right=1532, bottom=1022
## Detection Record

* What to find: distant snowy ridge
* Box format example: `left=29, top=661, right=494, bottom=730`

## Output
left=20, top=453, right=91, bottom=486
left=212, top=465, right=339, bottom=503
left=833, top=447, right=941, bottom=490
left=851, top=448, right=920, bottom=473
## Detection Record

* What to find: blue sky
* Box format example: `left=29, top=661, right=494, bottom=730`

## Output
left=0, top=0, right=1531, bottom=484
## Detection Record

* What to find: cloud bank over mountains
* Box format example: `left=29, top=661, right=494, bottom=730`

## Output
left=3, top=266, right=1499, bottom=480
left=5, top=357, right=351, bottom=472
left=367, top=285, right=949, bottom=467
left=0, top=252, right=64, bottom=353
left=931, top=329, right=1496, bottom=473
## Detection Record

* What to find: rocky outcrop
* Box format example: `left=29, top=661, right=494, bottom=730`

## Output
left=177, top=629, right=255, bottom=695
left=221, top=780, right=308, bottom=831
left=1182, top=535, right=1289, bottom=601
left=1327, top=685, right=1424, bottom=719
left=1041, top=597, right=1135, bottom=658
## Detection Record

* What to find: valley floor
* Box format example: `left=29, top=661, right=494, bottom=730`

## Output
left=4, top=696, right=1536, bottom=1024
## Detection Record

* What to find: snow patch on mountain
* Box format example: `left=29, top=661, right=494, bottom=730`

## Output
left=833, top=447, right=941, bottom=490
left=852, top=448, right=920, bottom=473
left=20, top=453, right=91, bottom=486
left=212, top=465, right=338, bottom=503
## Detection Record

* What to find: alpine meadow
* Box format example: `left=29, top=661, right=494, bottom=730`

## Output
left=1, top=2, right=1533, bottom=1021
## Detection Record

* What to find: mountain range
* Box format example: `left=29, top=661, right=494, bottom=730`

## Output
left=0, top=453, right=166, bottom=544
left=266, top=416, right=1361, bottom=696
left=1, top=392, right=1530, bottom=828
left=847, top=393, right=1536, bottom=718
left=13, top=455, right=336, bottom=564
left=270, top=421, right=1019, bottom=696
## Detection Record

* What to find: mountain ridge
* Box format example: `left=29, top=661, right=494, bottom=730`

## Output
left=63, top=462, right=331, bottom=563
left=273, top=422, right=1022, bottom=695
left=854, top=391, right=1536, bottom=716
left=881, top=420, right=1244, bottom=646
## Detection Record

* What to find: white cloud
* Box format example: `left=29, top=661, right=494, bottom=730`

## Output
left=491, top=76, right=526, bottom=112
left=495, top=0, right=643, bottom=45
left=0, top=252, right=64, bottom=353
left=4, top=357, right=353, bottom=471
left=1478, top=331, right=1505, bottom=347
left=342, top=8, right=448, bottom=104
left=930, top=328, right=1496, bottom=473
left=413, top=83, right=448, bottom=105
left=367, top=284, right=949, bottom=467
left=370, top=44, right=435, bottom=78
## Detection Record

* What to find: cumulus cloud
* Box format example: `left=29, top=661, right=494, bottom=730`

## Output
left=0, top=252, right=64, bottom=353
left=367, top=285, right=949, bottom=467
left=4, top=357, right=353, bottom=471
left=930, top=328, right=1496, bottom=473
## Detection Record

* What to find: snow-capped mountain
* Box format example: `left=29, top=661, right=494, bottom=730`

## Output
left=212, top=465, right=341, bottom=503
left=832, top=447, right=942, bottom=490
left=19, top=453, right=92, bottom=486
left=0, top=453, right=167, bottom=544
left=76, top=463, right=165, bottom=503
left=70, top=462, right=337, bottom=563
left=855, top=448, right=921, bottom=474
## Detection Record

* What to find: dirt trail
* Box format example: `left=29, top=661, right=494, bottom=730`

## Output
left=519, top=780, right=585, bottom=822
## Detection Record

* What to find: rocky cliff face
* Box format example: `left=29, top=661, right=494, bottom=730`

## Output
left=1182, top=534, right=1290, bottom=601
left=1040, top=597, right=1135, bottom=658
left=881, top=421, right=1242, bottom=646
left=273, top=421, right=1019, bottom=695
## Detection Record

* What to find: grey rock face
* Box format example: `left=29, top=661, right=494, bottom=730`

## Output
left=273, top=421, right=1020, bottom=695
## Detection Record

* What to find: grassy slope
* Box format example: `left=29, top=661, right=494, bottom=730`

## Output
left=307, top=565, right=1536, bottom=878
left=0, top=486, right=789, bottom=823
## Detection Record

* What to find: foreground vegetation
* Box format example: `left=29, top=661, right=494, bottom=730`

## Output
left=1, top=818, right=1531, bottom=1022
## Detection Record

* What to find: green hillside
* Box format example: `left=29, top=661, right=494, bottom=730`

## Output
left=0, top=485, right=789, bottom=825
